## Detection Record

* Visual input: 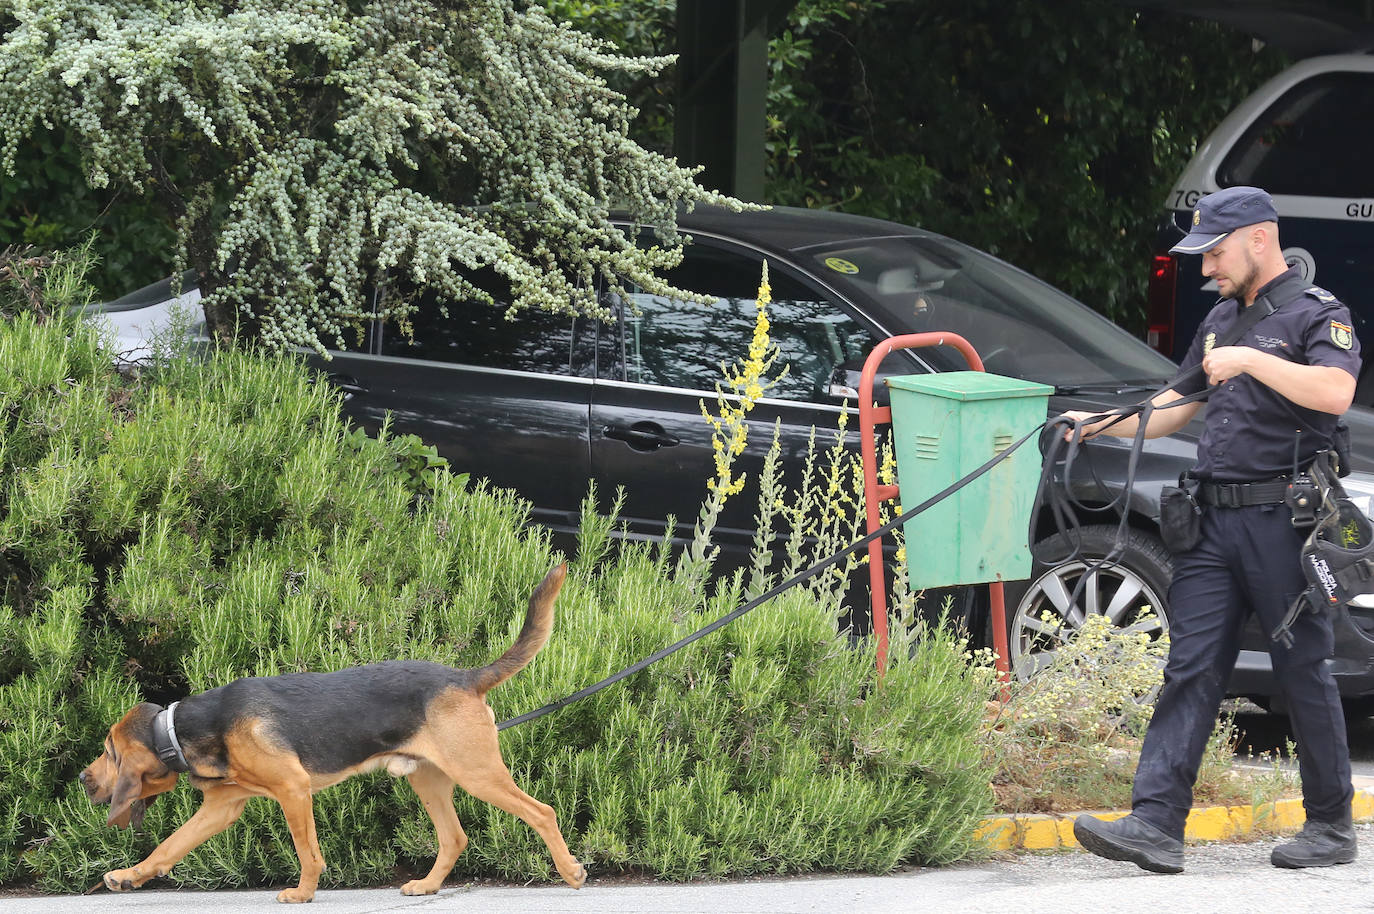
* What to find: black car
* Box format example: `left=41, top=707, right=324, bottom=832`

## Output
left=88, top=205, right=1374, bottom=706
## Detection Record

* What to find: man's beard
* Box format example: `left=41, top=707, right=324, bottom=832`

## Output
left=1228, top=254, right=1262, bottom=303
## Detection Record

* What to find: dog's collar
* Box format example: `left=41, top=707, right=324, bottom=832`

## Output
left=152, top=702, right=191, bottom=774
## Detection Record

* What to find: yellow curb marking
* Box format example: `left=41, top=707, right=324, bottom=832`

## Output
left=976, top=788, right=1374, bottom=852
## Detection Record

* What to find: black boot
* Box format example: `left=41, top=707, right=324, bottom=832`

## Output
left=1073, top=813, right=1184, bottom=874
left=1271, top=815, right=1358, bottom=868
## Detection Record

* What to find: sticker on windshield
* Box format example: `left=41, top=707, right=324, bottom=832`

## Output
left=824, top=257, right=859, bottom=275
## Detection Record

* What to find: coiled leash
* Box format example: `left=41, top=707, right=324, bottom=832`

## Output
left=996, top=292, right=1289, bottom=649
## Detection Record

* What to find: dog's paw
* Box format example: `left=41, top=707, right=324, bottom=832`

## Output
left=102, top=868, right=142, bottom=892
left=564, top=861, right=587, bottom=889
left=276, top=887, right=316, bottom=904
left=400, top=878, right=440, bottom=896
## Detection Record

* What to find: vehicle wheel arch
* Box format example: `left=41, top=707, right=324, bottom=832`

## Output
left=1001, top=510, right=1174, bottom=679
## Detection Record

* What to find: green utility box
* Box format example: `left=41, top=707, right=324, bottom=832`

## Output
left=887, top=372, right=1052, bottom=589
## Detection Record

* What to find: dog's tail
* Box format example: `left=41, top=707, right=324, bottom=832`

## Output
left=471, top=563, right=567, bottom=694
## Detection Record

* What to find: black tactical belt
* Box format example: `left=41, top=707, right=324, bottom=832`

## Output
left=1196, top=477, right=1290, bottom=508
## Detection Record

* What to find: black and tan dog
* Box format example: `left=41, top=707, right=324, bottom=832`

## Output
left=79, top=563, right=584, bottom=903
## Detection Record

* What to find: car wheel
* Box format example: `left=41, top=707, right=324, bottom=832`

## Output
left=1004, top=524, right=1173, bottom=680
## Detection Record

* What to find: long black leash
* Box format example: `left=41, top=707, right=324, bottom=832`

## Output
left=501, top=297, right=1284, bottom=731
left=498, top=419, right=1048, bottom=731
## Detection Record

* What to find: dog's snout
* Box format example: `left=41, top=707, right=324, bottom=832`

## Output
left=78, top=766, right=102, bottom=799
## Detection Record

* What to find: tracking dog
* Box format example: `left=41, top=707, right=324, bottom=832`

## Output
left=79, top=563, right=584, bottom=903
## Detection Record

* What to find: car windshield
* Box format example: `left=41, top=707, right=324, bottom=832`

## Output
left=808, top=235, right=1178, bottom=388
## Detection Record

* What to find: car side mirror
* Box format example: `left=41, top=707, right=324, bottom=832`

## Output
left=827, top=365, right=859, bottom=400
left=827, top=365, right=890, bottom=406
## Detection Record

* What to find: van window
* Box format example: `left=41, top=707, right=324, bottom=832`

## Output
left=1217, top=71, right=1374, bottom=198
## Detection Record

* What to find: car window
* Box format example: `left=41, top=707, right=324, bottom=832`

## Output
left=1218, top=71, right=1374, bottom=198
left=809, top=236, right=1178, bottom=388
left=610, top=243, right=882, bottom=402
left=376, top=271, right=590, bottom=376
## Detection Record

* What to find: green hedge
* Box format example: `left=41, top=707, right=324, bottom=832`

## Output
left=0, top=312, right=994, bottom=892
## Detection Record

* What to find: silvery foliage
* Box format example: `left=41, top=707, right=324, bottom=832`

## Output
left=0, top=0, right=741, bottom=351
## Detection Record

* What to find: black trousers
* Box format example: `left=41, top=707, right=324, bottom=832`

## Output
left=1131, top=502, right=1353, bottom=839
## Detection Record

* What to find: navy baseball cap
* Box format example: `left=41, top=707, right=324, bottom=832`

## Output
left=1170, top=186, right=1279, bottom=254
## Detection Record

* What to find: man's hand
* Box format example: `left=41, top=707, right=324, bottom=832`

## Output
left=1203, top=346, right=1355, bottom=414
left=1060, top=410, right=1113, bottom=441
left=1059, top=388, right=1200, bottom=442
left=1202, top=345, right=1254, bottom=386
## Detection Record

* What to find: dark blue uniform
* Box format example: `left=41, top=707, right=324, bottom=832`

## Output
left=1132, top=266, right=1362, bottom=839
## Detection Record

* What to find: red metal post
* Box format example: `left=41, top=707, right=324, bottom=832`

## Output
left=858, top=333, right=1011, bottom=690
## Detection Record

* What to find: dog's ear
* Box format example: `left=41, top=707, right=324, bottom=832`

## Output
left=104, top=703, right=166, bottom=830
left=107, top=767, right=147, bottom=829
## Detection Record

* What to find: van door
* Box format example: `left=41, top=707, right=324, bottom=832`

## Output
left=1159, top=62, right=1374, bottom=403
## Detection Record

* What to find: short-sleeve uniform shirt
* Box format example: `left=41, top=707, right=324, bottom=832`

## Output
left=1174, top=266, right=1361, bottom=481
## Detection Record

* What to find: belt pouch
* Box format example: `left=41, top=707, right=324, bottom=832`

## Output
left=1160, top=481, right=1202, bottom=554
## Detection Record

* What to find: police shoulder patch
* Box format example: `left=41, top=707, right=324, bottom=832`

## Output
left=1305, top=286, right=1338, bottom=303
left=1331, top=320, right=1354, bottom=350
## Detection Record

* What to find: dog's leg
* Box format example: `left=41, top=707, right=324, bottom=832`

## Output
left=270, top=782, right=326, bottom=904
left=437, top=744, right=586, bottom=889
left=453, top=766, right=585, bottom=888
left=400, top=762, right=468, bottom=896
left=102, top=791, right=249, bottom=892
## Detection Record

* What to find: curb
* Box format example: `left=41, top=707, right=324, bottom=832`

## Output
left=975, top=783, right=1374, bottom=852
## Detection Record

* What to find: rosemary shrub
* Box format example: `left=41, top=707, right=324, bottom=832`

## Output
left=1, top=262, right=994, bottom=892
left=0, top=0, right=744, bottom=351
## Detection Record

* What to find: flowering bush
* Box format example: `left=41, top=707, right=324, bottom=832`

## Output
left=983, top=611, right=1283, bottom=813
left=0, top=0, right=741, bottom=351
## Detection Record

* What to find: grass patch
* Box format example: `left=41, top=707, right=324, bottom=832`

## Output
left=983, top=613, right=1298, bottom=815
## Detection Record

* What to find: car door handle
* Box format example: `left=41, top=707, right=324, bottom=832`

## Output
left=326, top=373, right=368, bottom=397
left=603, top=422, right=680, bottom=452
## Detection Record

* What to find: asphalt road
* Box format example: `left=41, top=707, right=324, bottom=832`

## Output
left=6, top=828, right=1374, bottom=914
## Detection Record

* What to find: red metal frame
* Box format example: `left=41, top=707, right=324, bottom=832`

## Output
left=858, top=333, right=1012, bottom=688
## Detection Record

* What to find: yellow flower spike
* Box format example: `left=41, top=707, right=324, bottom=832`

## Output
left=685, top=259, right=787, bottom=576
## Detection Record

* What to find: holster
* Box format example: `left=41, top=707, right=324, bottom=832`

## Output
left=1159, top=475, right=1202, bottom=554
left=1333, top=421, right=1353, bottom=478
left=1271, top=451, right=1374, bottom=645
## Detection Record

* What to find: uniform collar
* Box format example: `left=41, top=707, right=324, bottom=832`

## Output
left=1235, top=265, right=1301, bottom=313
left=152, top=702, right=191, bottom=773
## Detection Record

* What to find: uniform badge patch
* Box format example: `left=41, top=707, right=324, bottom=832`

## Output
left=1203, top=331, right=1216, bottom=355
left=1331, top=320, right=1354, bottom=350
left=1306, top=286, right=1337, bottom=303
left=1193, top=209, right=1201, bottom=226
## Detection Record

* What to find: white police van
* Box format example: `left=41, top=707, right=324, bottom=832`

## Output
left=1151, top=54, right=1374, bottom=404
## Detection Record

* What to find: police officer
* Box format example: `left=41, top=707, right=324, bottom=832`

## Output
left=1064, top=186, right=1362, bottom=872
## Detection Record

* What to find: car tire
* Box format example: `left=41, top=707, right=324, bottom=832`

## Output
left=1002, top=524, right=1173, bottom=680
